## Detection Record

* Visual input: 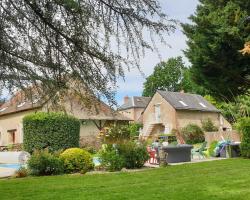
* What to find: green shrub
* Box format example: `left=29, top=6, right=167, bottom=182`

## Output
left=201, top=118, right=218, bottom=132
left=99, top=142, right=149, bottom=171
left=99, top=124, right=130, bottom=144
left=60, top=148, right=94, bottom=174
left=208, top=141, right=218, bottom=157
left=237, top=117, right=250, bottom=158
left=181, top=124, right=205, bottom=144
left=128, top=123, right=143, bottom=137
left=99, top=145, right=125, bottom=172
left=118, top=141, right=149, bottom=169
left=23, top=112, right=80, bottom=153
left=28, top=149, right=64, bottom=176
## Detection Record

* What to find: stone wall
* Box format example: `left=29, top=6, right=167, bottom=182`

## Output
left=205, top=131, right=241, bottom=146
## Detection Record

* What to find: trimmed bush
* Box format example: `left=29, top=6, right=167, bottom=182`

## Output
left=201, top=118, right=218, bottom=132
left=23, top=112, right=80, bottom=153
left=60, top=148, right=94, bottom=174
left=237, top=117, right=250, bottom=158
left=28, top=149, right=64, bottom=176
left=118, top=141, right=149, bottom=169
left=99, top=145, right=125, bottom=172
left=181, top=124, right=205, bottom=144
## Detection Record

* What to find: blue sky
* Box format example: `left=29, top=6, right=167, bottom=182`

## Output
left=116, top=0, right=199, bottom=105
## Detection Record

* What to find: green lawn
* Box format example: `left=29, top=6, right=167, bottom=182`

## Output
left=1, top=159, right=250, bottom=200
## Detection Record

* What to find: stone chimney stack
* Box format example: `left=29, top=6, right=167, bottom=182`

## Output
left=124, top=96, right=130, bottom=104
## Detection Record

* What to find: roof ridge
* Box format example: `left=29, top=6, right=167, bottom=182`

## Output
left=157, top=90, right=200, bottom=96
left=157, top=90, right=220, bottom=113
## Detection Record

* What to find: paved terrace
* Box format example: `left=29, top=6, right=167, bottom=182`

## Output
left=144, top=157, right=228, bottom=168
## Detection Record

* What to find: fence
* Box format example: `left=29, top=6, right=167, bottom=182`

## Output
left=205, top=131, right=241, bottom=146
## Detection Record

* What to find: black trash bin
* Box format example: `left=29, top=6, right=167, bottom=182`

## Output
left=220, top=143, right=241, bottom=158
left=162, top=144, right=193, bottom=163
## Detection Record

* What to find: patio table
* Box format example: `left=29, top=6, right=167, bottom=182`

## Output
left=162, top=144, right=193, bottom=163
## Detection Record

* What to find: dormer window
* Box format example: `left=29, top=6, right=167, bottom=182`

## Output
left=199, top=102, right=207, bottom=108
left=17, top=102, right=26, bottom=108
left=179, top=100, right=188, bottom=107
left=0, top=107, right=8, bottom=112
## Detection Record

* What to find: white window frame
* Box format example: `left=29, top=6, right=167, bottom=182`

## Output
left=0, top=107, right=8, bottom=112
left=17, top=102, right=26, bottom=108
left=179, top=100, right=188, bottom=107
left=199, top=102, right=207, bottom=108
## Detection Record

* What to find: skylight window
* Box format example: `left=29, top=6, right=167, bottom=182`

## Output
left=199, top=102, right=207, bottom=108
left=32, top=98, right=40, bottom=104
left=0, top=107, right=8, bottom=112
left=17, top=102, right=26, bottom=108
left=179, top=100, right=188, bottom=107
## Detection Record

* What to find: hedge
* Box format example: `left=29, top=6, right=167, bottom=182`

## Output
left=23, top=112, right=80, bottom=153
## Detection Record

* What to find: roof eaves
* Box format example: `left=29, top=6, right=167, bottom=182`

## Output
left=118, top=105, right=147, bottom=111
left=0, top=105, right=42, bottom=117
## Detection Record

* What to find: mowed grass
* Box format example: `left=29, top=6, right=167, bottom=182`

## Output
left=1, top=159, right=250, bottom=200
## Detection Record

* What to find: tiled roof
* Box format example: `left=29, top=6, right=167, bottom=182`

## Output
left=118, top=96, right=151, bottom=110
left=0, top=91, right=42, bottom=116
left=0, top=90, right=131, bottom=121
left=157, top=90, right=220, bottom=112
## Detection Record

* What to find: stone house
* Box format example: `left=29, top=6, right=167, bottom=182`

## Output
left=0, top=91, right=129, bottom=147
left=139, top=90, right=232, bottom=139
left=118, top=96, right=151, bottom=122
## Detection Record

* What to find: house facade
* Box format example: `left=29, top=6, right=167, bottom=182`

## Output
left=140, top=90, right=232, bottom=139
left=118, top=96, right=151, bottom=122
left=0, top=91, right=129, bottom=147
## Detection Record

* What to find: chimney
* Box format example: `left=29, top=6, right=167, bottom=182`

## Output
left=124, top=96, right=130, bottom=104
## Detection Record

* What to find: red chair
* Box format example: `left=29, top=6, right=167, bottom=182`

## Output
left=146, top=147, right=158, bottom=164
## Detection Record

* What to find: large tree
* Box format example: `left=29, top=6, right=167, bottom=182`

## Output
left=181, top=68, right=208, bottom=96
left=0, top=0, right=175, bottom=105
left=142, top=56, right=207, bottom=97
left=142, top=57, right=184, bottom=97
left=182, top=0, right=250, bottom=100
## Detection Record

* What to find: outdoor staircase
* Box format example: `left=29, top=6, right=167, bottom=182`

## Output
left=141, top=122, right=162, bottom=138
left=145, top=124, right=156, bottom=137
left=141, top=122, right=185, bottom=144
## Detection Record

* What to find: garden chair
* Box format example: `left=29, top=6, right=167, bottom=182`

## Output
left=146, top=147, right=158, bottom=164
left=191, top=142, right=207, bottom=159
